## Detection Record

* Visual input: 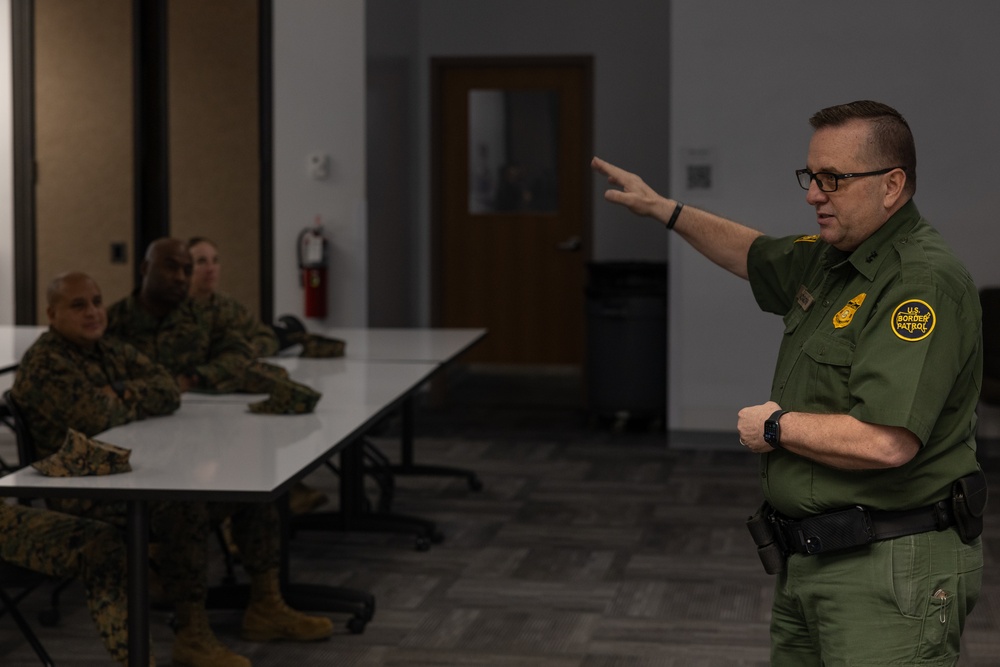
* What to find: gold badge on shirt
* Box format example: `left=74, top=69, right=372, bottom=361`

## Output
left=832, top=293, right=866, bottom=329
left=794, top=235, right=820, bottom=243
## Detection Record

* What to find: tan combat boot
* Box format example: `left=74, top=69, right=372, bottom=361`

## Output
left=172, top=603, right=251, bottom=667
left=241, top=570, right=334, bottom=642
left=288, top=481, right=329, bottom=516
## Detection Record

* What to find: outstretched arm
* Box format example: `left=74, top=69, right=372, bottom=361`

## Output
left=592, top=156, right=763, bottom=279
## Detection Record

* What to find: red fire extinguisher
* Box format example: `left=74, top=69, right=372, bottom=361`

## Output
left=298, top=216, right=328, bottom=319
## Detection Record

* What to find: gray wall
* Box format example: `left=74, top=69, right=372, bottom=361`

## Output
left=670, top=2, right=1000, bottom=431
left=367, top=0, right=674, bottom=325
left=367, top=0, right=1000, bottom=432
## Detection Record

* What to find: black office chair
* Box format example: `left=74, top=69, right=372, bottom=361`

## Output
left=272, top=314, right=307, bottom=351
left=3, top=390, right=75, bottom=627
left=3, top=391, right=41, bottom=486
left=1, top=393, right=21, bottom=473
left=0, top=563, right=56, bottom=667
left=1, top=390, right=58, bottom=666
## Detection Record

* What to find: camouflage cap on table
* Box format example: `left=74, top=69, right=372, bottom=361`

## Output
left=248, top=377, right=322, bottom=414
left=32, top=428, right=133, bottom=477
left=240, top=359, right=291, bottom=393
left=286, top=331, right=346, bottom=358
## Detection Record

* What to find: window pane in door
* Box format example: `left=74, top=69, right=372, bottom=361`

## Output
left=468, top=89, right=559, bottom=214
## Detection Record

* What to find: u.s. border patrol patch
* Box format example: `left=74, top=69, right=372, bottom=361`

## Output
left=891, top=299, right=936, bottom=341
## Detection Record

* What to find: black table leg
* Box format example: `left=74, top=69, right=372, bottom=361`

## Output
left=387, top=397, right=482, bottom=491
left=126, top=500, right=149, bottom=667
left=292, top=432, right=442, bottom=550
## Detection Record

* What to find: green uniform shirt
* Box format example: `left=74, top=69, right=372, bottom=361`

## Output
left=11, top=330, right=181, bottom=459
left=106, top=293, right=254, bottom=392
left=747, top=200, right=982, bottom=517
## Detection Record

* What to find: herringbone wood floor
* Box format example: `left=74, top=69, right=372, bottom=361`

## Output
left=2, top=368, right=999, bottom=665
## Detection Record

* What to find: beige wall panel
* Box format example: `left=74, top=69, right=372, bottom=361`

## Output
left=169, top=0, right=261, bottom=318
left=34, top=0, right=133, bottom=322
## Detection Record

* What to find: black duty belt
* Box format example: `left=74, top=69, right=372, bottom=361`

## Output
left=774, top=501, right=954, bottom=556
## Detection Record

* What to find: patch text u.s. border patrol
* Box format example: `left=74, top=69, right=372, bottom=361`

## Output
left=833, top=293, right=866, bottom=329
left=794, top=234, right=820, bottom=243
left=891, top=299, right=936, bottom=341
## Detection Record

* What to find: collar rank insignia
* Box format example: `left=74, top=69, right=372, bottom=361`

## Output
left=891, top=299, right=936, bottom=341
left=794, top=234, right=820, bottom=243
left=832, top=293, right=866, bottom=329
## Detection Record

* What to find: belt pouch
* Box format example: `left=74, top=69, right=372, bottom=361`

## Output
left=952, top=470, right=988, bottom=543
left=746, top=502, right=786, bottom=574
left=795, top=506, right=873, bottom=554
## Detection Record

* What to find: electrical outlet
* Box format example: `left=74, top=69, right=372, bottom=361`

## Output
left=110, top=242, right=128, bottom=264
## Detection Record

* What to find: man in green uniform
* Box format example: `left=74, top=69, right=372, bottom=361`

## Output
left=105, top=238, right=334, bottom=665
left=592, top=100, right=984, bottom=666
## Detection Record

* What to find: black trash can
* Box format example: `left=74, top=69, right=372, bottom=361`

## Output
left=585, top=261, right=667, bottom=428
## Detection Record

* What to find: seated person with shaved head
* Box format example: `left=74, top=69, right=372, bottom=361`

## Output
left=11, top=271, right=183, bottom=665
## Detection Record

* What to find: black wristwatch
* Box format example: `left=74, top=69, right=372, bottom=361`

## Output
left=763, top=409, right=789, bottom=449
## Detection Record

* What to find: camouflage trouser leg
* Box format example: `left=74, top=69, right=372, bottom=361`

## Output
left=0, top=503, right=130, bottom=663
left=47, top=497, right=212, bottom=604
left=209, top=502, right=281, bottom=575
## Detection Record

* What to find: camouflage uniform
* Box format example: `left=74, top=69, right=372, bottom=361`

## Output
left=195, top=292, right=279, bottom=358
left=11, top=330, right=215, bottom=607
left=0, top=501, right=131, bottom=663
left=106, top=294, right=281, bottom=575
left=12, top=331, right=180, bottom=462
left=106, top=293, right=255, bottom=392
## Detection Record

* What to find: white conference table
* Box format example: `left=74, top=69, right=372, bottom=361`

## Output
left=0, top=357, right=441, bottom=667
left=306, top=327, right=488, bottom=487
left=308, top=326, right=486, bottom=364
left=0, top=325, right=47, bottom=373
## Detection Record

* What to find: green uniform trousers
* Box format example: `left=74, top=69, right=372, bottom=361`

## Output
left=771, top=528, right=982, bottom=666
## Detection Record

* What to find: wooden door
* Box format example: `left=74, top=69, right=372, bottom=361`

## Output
left=25, top=0, right=263, bottom=323
left=433, top=58, right=592, bottom=366
left=34, top=0, right=134, bottom=319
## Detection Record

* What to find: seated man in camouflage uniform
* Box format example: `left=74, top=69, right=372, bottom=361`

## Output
left=187, top=236, right=327, bottom=515
left=1, top=501, right=137, bottom=665
left=11, top=271, right=187, bottom=665
left=105, top=238, right=333, bottom=666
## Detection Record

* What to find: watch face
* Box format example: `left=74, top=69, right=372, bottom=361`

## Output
left=764, top=420, right=779, bottom=444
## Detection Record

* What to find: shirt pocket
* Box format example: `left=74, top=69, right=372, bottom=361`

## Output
left=800, top=332, right=855, bottom=411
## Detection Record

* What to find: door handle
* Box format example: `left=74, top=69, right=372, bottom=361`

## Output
left=556, top=235, right=582, bottom=251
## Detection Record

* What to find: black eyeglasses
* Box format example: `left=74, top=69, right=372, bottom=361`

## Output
left=795, top=166, right=905, bottom=192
